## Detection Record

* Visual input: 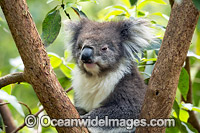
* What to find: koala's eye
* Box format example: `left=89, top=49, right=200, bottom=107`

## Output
left=78, top=44, right=82, bottom=50
left=101, top=46, right=108, bottom=51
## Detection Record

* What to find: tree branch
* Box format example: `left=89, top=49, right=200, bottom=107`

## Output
left=0, top=72, right=25, bottom=88
left=11, top=108, right=45, bottom=133
left=0, top=99, right=16, bottom=133
left=12, top=87, right=73, bottom=133
left=136, top=0, right=199, bottom=132
left=0, top=0, right=88, bottom=132
left=0, top=101, right=32, bottom=114
left=65, top=87, right=73, bottom=93
left=181, top=57, right=200, bottom=132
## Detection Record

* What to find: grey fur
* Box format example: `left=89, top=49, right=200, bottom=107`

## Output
left=65, top=18, right=154, bottom=132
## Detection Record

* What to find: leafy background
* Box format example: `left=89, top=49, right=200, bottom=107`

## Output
left=0, top=0, right=200, bottom=132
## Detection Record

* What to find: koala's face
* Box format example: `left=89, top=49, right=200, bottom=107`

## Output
left=68, top=19, right=153, bottom=76
left=72, top=21, right=124, bottom=75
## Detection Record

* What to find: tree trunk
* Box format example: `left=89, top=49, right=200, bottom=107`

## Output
left=136, top=0, right=199, bottom=132
left=0, top=99, right=16, bottom=133
left=0, top=0, right=88, bottom=132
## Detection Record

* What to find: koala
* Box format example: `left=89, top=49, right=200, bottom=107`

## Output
left=65, top=18, right=154, bottom=133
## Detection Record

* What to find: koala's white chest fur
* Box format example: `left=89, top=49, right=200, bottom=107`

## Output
left=72, top=63, right=131, bottom=112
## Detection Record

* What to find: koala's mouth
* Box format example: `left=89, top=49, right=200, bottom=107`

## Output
left=84, top=63, right=96, bottom=68
left=82, top=62, right=100, bottom=75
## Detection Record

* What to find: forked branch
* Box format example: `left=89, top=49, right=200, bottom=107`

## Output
left=0, top=72, right=25, bottom=88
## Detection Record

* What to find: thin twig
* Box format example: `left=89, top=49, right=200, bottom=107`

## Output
left=61, top=3, right=71, bottom=20
left=11, top=123, right=25, bottom=133
left=0, top=101, right=32, bottom=114
left=11, top=108, right=45, bottom=133
left=18, top=102, right=32, bottom=114
left=65, top=87, right=73, bottom=93
left=11, top=88, right=72, bottom=133
left=0, top=72, right=25, bottom=89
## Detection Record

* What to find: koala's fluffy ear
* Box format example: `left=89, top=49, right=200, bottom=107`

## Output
left=64, top=19, right=87, bottom=42
left=64, top=18, right=89, bottom=53
left=119, top=19, right=155, bottom=60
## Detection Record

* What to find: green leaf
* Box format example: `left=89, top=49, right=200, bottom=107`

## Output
left=192, top=106, right=200, bottom=112
left=64, top=50, right=70, bottom=60
left=60, top=64, right=73, bottom=78
left=173, top=99, right=180, bottom=118
left=58, top=77, right=72, bottom=89
left=1, top=84, right=12, bottom=94
left=153, top=24, right=166, bottom=31
left=137, top=11, right=146, bottom=17
left=66, top=63, right=75, bottom=70
left=166, top=126, right=179, bottom=133
left=196, top=31, right=200, bottom=55
left=65, top=2, right=76, bottom=9
left=187, top=51, right=200, bottom=59
left=179, top=109, right=189, bottom=123
left=0, top=90, right=24, bottom=117
left=46, top=0, right=54, bottom=4
left=181, top=103, right=200, bottom=112
left=107, top=5, right=130, bottom=16
left=76, top=4, right=82, bottom=11
left=143, top=50, right=156, bottom=79
left=138, top=0, right=167, bottom=9
left=98, top=5, right=129, bottom=19
left=181, top=103, right=193, bottom=111
left=173, top=117, right=198, bottom=133
left=150, top=0, right=167, bottom=4
left=193, top=0, right=200, bottom=11
left=41, top=9, right=61, bottom=47
left=197, top=18, right=200, bottom=32
left=104, top=10, right=125, bottom=20
left=71, top=7, right=87, bottom=18
left=46, top=6, right=59, bottom=18
left=181, top=122, right=198, bottom=133
left=12, top=83, right=39, bottom=114
left=79, top=0, right=97, bottom=4
left=150, top=12, right=169, bottom=20
left=80, top=0, right=91, bottom=2
left=145, top=0, right=167, bottom=5
left=178, top=68, right=189, bottom=101
left=141, top=58, right=157, bottom=62
left=120, top=0, right=131, bottom=7
left=193, top=70, right=200, bottom=106
left=48, top=53, right=62, bottom=68
left=140, top=72, right=151, bottom=79
left=129, top=0, right=138, bottom=6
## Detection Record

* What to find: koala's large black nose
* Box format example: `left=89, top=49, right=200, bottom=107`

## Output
left=81, top=47, right=94, bottom=64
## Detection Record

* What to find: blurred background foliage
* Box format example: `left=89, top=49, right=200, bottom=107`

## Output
left=0, top=0, right=200, bottom=132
